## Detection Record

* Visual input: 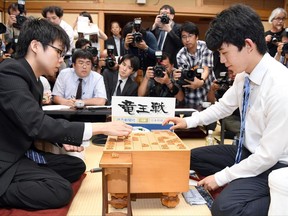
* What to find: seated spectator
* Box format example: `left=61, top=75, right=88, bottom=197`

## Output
left=102, top=54, right=139, bottom=105
left=138, top=52, right=184, bottom=103
left=75, top=38, right=100, bottom=72
left=105, top=21, right=124, bottom=57
left=52, top=49, right=107, bottom=107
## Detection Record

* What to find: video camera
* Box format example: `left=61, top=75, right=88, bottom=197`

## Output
left=132, top=18, right=143, bottom=44
left=160, top=13, right=170, bottom=24
left=215, top=71, right=233, bottom=99
left=13, top=0, right=27, bottom=29
left=177, top=65, right=204, bottom=85
left=153, top=50, right=166, bottom=78
left=105, top=44, right=116, bottom=69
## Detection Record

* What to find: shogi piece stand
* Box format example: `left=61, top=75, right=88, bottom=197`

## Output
left=100, top=152, right=133, bottom=216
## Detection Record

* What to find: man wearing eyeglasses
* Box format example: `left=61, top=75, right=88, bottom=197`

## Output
left=265, top=7, right=287, bottom=57
left=150, top=4, right=182, bottom=67
left=52, top=49, right=107, bottom=107
left=0, top=18, right=131, bottom=210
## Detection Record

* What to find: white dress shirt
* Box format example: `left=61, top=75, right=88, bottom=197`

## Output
left=60, top=20, right=75, bottom=56
left=185, top=53, right=288, bottom=186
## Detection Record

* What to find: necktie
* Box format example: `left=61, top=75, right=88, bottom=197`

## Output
left=25, top=149, right=47, bottom=164
left=76, top=78, right=83, bottom=99
left=116, top=80, right=123, bottom=96
left=157, top=30, right=165, bottom=50
left=235, top=76, right=250, bottom=163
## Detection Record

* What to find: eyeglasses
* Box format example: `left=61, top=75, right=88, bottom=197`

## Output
left=46, top=44, right=65, bottom=58
left=76, top=60, right=92, bottom=67
left=273, top=17, right=286, bottom=22
left=181, top=34, right=195, bottom=40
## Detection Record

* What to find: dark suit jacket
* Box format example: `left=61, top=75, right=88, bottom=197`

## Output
left=151, top=22, right=183, bottom=67
left=0, top=58, right=85, bottom=196
left=104, top=36, right=124, bottom=56
left=102, top=69, right=138, bottom=105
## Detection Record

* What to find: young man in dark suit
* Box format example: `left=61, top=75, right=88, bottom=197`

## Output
left=102, top=54, right=139, bottom=105
left=0, top=18, right=132, bottom=210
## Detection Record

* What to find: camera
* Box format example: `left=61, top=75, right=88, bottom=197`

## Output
left=177, top=66, right=204, bottom=85
left=13, top=0, right=27, bottom=29
left=105, top=44, right=116, bottom=69
left=271, top=34, right=280, bottom=44
left=132, top=18, right=143, bottom=44
left=215, top=71, right=233, bottom=99
left=282, top=43, right=288, bottom=56
left=160, top=13, right=170, bottom=24
left=153, top=50, right=165, bottom=78
left=86, top=46, right=98, bottom=57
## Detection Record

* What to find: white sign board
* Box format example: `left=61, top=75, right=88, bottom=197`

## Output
left=111, top=96, right=175, bottom=130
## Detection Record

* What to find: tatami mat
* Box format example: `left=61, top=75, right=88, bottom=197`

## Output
left=67, top=136, right=213, bottom=216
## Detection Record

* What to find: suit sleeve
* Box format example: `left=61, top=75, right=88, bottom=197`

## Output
left=0, top=62, right=84, bottom=145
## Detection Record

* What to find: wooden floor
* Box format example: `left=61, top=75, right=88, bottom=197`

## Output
left=67, top=125, right=229, bottom=216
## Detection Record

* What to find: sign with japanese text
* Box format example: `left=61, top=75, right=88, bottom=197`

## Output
left=111, top=96, right=175, bottom=131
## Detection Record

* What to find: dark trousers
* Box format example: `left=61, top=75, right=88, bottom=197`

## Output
left=0, top=152, right=86, bottom=210
left=191, top=145, right=288, bottom=216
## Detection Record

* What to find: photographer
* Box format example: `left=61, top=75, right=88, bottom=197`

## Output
left=123, top=19, right=157, bottom=73
left=265, top=7, right=287, bottom=57
left=138, top=52, right=184, bottom=102
left=274, top=28, right=288, bottom=67
left=150, top=4, right=182, bottom=67
left=175, top=21, right=214, bottom=107
left=4, top=2, right=27, bottom=45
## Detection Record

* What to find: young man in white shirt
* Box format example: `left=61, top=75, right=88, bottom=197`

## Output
left=163, top=4, right=288, bottom=216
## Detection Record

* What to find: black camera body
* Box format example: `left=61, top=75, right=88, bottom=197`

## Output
left=153, top=50, right=165, bottom=78
left=105, top=44, right=115, bottom=69
left=177, top=66, right=204, bottom=85
left=215, top=71, right=233, bottom=99
left=271, top=34, right=281, bottom=44
left=13, top=1, right=27, bottom=29
left=132, top=18, right=143, bottom=43
left=281, top=43, right=288, bottom=56
left=160, top=14, right=170, bottom=24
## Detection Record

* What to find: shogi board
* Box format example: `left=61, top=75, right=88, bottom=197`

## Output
left=102, top=130, right=190, bottom=194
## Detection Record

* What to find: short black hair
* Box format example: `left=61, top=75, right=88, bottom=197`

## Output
left=119, top=54, right=140, bottom=72
left=72, top=49, right=93, bottom=64
left=15, top=17, right=70, bottom=59
left=7, top=3, right=26, bottom=15
left=75, top=38, right=92, bottom=49
left=161, top=52, right=173, bottom=65
left=205, top=4, right=267, bottom=55
left=159, top=5, right=175, bottom=15
left=42, top=6, right=64, bottom=18
left=180, top=21, right=199, bottom=37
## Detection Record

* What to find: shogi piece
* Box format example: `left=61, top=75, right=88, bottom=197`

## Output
left=101, top=130, right=190, bottom=208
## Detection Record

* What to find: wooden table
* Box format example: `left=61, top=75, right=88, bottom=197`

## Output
left=100, top=130, right=191, bottom=209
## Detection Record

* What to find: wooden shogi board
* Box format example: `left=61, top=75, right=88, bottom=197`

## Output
left=102, top=130, right=190, bottom=194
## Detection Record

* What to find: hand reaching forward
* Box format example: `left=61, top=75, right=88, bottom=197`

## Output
left=92, top=121, right=133, bottom=137
left=162, top=117, right=187, bottom=130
